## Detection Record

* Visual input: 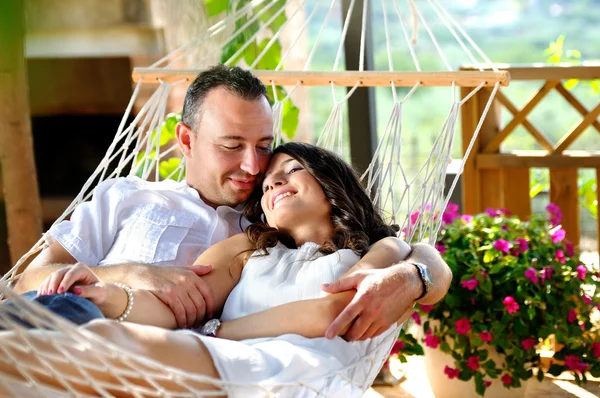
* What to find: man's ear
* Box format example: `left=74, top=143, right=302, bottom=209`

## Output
left=176, top=122, right=193, bottom=158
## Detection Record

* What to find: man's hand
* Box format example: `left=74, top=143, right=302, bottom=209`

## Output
left=322, top=263, right=421, bottom=341
left=124, top=264, right=215, bottom=329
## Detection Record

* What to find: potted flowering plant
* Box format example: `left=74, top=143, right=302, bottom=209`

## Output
left=393, top=203, right=600, bottom=397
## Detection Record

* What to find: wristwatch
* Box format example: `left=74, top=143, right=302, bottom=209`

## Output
left=199, top=319, right=221, bottom=337
left=409, top=262, right=433, bottom=301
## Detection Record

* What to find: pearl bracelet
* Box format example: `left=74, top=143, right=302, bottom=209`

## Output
left=114, top=283, right=134, bottom=322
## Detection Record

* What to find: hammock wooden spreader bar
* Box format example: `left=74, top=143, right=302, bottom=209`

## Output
left=131, top=68, right=510, bottom=87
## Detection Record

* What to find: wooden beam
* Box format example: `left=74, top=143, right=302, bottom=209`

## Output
left=477, top=152, right=600, bottom=169
left=460, top=87, right=480, bottom=215
left=131, top=68, right=510, bottom=87
left=555, top=83, right=600, bottom=135
left=502, top=168, right=531, bottom=220
left=550, top=169, right=580, bottom=247
left=483, top=81, right=558, bottom=154
left=597, top=168, right=600, bottom=267
left=0, top=0, right=42, bottom=265
left=494, top=90, right=554, bottom=151
left=461, top=63, right=600, bottom=81
left=553, top=102, right=600, bottom=153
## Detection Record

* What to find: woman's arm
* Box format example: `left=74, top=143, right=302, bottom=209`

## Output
left=216, top=291, right=356, bottom=340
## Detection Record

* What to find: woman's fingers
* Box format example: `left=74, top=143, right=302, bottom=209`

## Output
left=38, top=268, right=69, bottom=296
left=58, top=263, right=99, bottom=294
left=72, top=284, right=107, bottom=305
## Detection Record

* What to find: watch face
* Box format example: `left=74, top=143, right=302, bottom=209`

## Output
left=201, top=319, right=220, bottom=336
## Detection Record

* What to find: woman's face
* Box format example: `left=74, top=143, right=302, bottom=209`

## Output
left=260, top=153, right=332, bottom=231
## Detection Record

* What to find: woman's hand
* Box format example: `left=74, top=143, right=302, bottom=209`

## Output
left=38, top=262, right=101, bottom=297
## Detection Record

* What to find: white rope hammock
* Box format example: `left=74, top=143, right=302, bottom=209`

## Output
left=0, top=0, right=505, bottom=396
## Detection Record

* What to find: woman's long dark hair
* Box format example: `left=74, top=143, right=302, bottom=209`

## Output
left=243, top=142, right=398, bottom=257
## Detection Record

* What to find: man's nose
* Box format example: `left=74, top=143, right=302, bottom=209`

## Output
left=240, top=149, right=260, bottom=176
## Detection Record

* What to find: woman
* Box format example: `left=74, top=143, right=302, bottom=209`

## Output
left=0, top=143, right=421, bottom=397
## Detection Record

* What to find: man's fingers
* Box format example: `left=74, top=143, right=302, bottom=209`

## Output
left=344, top=315, right=373, bottom=341
left=322, top=273, right=364, bottom=294
left=359, top=323, right=382, bottom=341
left=188, top=291, right=206, bottom=328
left=194, top=279, right=214, bottom=319
left=186, top=264, right=213, bottom=276
left=180, top=293, right=198, bottom=329
left=155, top=291, right=188, bottom=328
left=325, top=300, right=362, bottom=339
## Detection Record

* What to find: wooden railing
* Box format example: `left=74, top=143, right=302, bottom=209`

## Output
left=460, top=64, right=600, bottom=257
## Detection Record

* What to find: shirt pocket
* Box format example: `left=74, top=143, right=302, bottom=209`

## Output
left=119, top=204, right=195, bottom=264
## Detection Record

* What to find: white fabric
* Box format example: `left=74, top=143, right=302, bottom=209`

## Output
left=181, top=242, right=401, bottom=397
left=46, top=176, right=250, bottom=267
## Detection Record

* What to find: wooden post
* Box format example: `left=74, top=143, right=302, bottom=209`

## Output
left=460, top=87, right=479, bottom=215
left=549, top=169, right=580, bottom=247
left=0, top=0, right=43, bottom=266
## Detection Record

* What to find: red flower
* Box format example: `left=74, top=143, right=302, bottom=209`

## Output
left=516, top=238, right=529, bottom=253
left=541, top=266, right=553, bottom=283
left=582, top=295, right=592, bottom=305
left=435, top=244, right=447, bottom=254
left=420, top=304, right=435, bottom=313
left=455, top=318, right=471, bottom=335
left=484, top=380, right=492, bottom=388
left=444, top=366, right=460, bottom=379
left=577, top=265, right=587, bottom=280
left=480, top=331, right=492, bottom=343
left=390, top=340, right=405, bottom=354
left=551, top=228, right=566, bottom=243
left=501, top=374, right=513, bottom=385
left=565, top=241, right=575, bottom=257
left=591, top=342, right=600, bottom=359
left=411, top=311, right=422, bottom=325
left=461, top=278, right=479, bottom=291
left=467, top=356, right=479, bottom=371
left=524, top=267, right=538, bottom=284
left=567, top=309, right=577, bottom=323
left=521, top=338, right=537, bottom=350
left=424, top=333, right=441, bottom=349
left=503, top=296, right=520, bottom=313
left=565, top=355, right=588, bottom=373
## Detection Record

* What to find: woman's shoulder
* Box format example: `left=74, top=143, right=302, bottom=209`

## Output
left=194, top=233, right=254, bottom=268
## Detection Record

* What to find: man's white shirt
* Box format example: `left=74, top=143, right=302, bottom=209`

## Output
left=46, top=177, right=250, bottom=267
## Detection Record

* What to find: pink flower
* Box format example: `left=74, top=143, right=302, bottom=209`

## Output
left=568, top=309, right=577, bottom=323
left=424, top=333, right=441, bottom=349
left=461, top=278, right=479, bottom=291
left=461, top=214, right=473, bottom=223
left=555, top=249, right=566, bottom=264
left=501, top=374, right=513, bottom=385
left=524, top=267, right=539, bottom=284
left=390, top=340, right=404, bottom=354
left=494, top=239, right=510, bottom=253
left=565, top=355, right=588, bottom=373
left=577, top=265, right=587, bottom=280
left=582, top=295, right=592, bottom=305
left=503, top=296, right=520, bottom=313
left=420, top=304, right=435, bottom=313
left=484, top=380, right=492, bottom=388
left=591, top=342, right=600, bottom=358
left=541, top=266, right=553, bottom=283
left=485, top=208, right=498, bottom=217
left=442, top=211, right=459, bottom=225
left=546, top=203, right=563, bottom=225
left=455, top=318, right=471, bottom=335
left=566, top=241, right=575, bottom=257
left=480, top=331, right=492, bottom=343
left=467, top=356, right=479, bottom=371
left=516, top=238, right=529, bottom=253
left=444, top=366, right=460, bottom=379
left=435, top=244, right=447, bottom=254
left=551, top=228, right=566, bottom=243
left=411, top=311, right=421, bottom=325
left=521, top=338, right=537, bottom=350
left=410, top=211, right=420, bottom=225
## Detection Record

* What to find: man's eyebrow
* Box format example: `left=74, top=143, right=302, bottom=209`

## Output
left=264, top=158, right=294, bottom=181
left=217, top=135, right=274, bottom=142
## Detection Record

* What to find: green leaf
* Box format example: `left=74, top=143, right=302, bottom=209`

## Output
left=474, top=372, right=485, bottom=396
left=527, top=306, right=536, bottom=320
left=206, top=0, right=228, bottom=16
left=563, top=79, right=579, bottom=90
left=253, top=38, right=282, bottom=70
left=483, top=250, right=495, bottom=264
left=548, top=364, right=563, bottom=377
left=281, top=101, right=299, bottom=139
left=159, top=158, right=184, bottom=180
left=537, top=369, right=545, bottom=382
left=255, top=0, right=288, bottom=32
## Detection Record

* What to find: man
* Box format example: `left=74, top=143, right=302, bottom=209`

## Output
left=14, top=65, right=451, bottom=340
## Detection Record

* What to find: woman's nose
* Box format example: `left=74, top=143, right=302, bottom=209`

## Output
left=267, top=178, right=285, bottom=190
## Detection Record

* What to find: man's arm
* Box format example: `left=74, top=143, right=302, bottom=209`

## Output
left=323, top=240, right=452, bottom=341
left=13, top=241, right=215, bottom=328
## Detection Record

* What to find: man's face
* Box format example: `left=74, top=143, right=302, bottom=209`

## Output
left=177, top=87, right=274, bottom=208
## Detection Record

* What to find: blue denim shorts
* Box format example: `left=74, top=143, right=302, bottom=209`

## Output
left=3, top=290, right=104, bottom=327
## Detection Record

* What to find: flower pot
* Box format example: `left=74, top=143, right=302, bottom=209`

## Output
left=423, top=344, right=529, bottom=398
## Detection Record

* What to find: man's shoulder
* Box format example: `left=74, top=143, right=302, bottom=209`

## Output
left=98, top=176, right=186, bottom=194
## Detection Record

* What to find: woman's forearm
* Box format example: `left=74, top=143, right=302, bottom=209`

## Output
left=217, top=291, right=355, bottom=340
left=98, top=285, right=177, bottom=329
left=349, top=237, right=412, bottom=273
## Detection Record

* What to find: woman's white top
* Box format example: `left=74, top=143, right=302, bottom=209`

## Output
left=182, top=241, right=401, bottom=397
